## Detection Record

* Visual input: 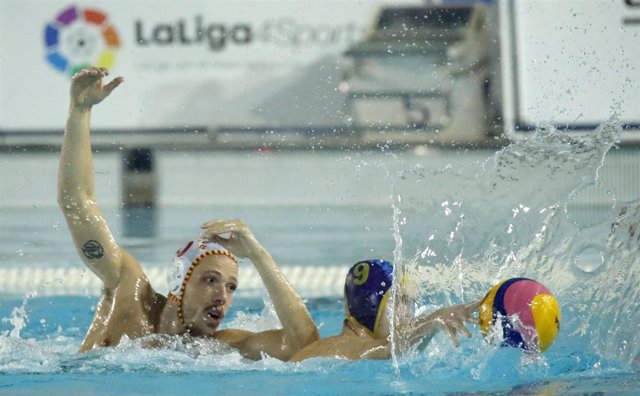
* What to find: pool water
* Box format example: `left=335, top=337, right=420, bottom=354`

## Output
left=2, top=121, right=640, bottom=394
left=1, top=295, right=639, bottom=395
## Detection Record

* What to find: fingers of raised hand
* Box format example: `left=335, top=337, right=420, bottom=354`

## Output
left=200, top=219, right=217, bottom=229
left=104, top=77, right=124, bottom=94
left=200, top=219, right=246, bottom=231
left=72, top=66, right=108, bottom=81
left=201, top=228, right=230, bottom=242
left=201, top=218, right=247, bottom=233
left=208, top=233, right=231, bottom=245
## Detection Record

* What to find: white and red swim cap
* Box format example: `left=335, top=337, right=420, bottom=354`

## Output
left=167, top=239, right=237, bottom=299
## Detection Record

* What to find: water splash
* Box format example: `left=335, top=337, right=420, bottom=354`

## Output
left=579, top=201, right=640, bottom=364
left=1, top=293, right=33, bottom=338
left=389, top=192, right=405, bottom=375
left=389, top=119, right=640, bottom=367
left=3, top=306, right=28, bottom=338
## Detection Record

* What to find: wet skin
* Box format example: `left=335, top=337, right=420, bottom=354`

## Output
left=60, top=67, right=319, bottom=359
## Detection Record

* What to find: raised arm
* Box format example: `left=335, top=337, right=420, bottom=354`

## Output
left=395, top=300, right=480, bottom=354
left=202, top=219, right=319, bottom=361
left=57, top=67, right=127, bottom=289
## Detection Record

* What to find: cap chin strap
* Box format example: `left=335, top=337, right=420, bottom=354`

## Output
left=168, top=293, right=187, bottom=330
left=372, top=289, right=391, bottom=338
left=344, top=316, right=374, bottom=338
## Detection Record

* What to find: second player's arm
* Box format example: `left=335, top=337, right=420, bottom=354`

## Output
left=394, top=300, right=480, bottom=353
left=203, top=219, right=320, bottom=360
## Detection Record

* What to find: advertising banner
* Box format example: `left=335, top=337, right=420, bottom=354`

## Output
left=1, top=0, right=415, bottom=131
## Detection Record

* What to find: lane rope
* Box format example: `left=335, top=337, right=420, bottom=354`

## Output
left=0, top=265, right=347, bottom=298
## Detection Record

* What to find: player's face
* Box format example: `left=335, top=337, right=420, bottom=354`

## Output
left=181, top=254, right=238, bottom=335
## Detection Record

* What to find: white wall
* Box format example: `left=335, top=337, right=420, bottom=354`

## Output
left=500, top=0, right=640, bottom=130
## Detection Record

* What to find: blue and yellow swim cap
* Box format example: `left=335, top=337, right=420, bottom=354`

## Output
left=344, top=259, right=394, bottom=337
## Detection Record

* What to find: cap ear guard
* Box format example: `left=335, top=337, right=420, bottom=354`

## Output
left=344, top=259, right=393, bottom=337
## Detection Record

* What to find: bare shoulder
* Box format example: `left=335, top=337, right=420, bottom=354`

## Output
left=80, top=252, right=165, bottom=351
left=118, top=249, right=146, bottom=278
left=116, top=249, right=166, bottom=311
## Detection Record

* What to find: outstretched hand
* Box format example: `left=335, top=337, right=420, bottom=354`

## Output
left=200, top=219, right=263, bottom=259
left=427, top=300, right=480, bottom=348
left=70, top=67, right=123, bottom=109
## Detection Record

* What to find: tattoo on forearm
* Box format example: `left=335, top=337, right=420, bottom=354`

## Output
left=82, top=240, right=104, bottom=259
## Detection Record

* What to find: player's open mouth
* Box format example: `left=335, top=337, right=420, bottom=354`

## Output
left=204, top=307, right=224, bottom=325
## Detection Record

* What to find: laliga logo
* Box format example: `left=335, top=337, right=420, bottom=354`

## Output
left=44, top=5, right=121, bottom=77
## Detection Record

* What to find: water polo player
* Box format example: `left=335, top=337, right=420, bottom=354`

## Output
left=58, top=67, right=318, bottom=360
left=290, top=260, right=480, bottom=361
